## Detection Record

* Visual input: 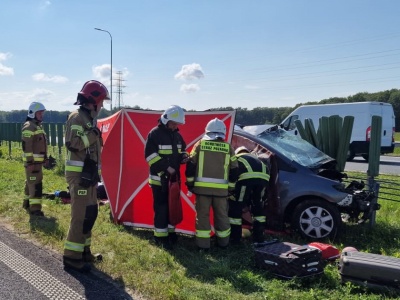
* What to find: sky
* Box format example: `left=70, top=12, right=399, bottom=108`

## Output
left=1, top=1, right=400, bottom=113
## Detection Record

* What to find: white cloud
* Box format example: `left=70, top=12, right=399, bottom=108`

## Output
left=174, top=63, right=204, bottom=80
left=40, top=0, right=51, bottom=10
left=0, top=64, right=14, bottom=76
left=32, top=73, right=68, bottom=83
left=92, top=64, right=111, bottom=86
left=180, top=83, right=200, bottom=93
left=30, top=88, right=55, bottom=102
left=0, top=52, right=14, bottom=76
left=0, top=52, right=12, bottom=61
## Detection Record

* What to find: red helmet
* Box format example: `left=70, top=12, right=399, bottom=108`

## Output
left=74, top=80, right=110, bottom=105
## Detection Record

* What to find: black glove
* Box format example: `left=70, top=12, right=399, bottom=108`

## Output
left=43, top=155, right=56, bottom=170
left=185, top=182, right=194, bottom=192
left=91, top=127, right=102, bottom=137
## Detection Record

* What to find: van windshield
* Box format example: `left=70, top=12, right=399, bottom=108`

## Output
left=257, top=127, right=332, bottom=167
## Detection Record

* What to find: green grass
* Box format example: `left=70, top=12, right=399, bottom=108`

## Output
left=1, top=143, right=400, bottom=299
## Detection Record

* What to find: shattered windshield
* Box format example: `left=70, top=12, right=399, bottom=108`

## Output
left=257, top=127, right=332, bottom=167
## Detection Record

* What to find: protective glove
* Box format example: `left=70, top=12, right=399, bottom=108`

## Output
left=43, top=155, right=56, bottom=170
left=91, top=127, right=102, bottom=137
left=180, top=153, right=190, bottom=164
left=185, top=182, right=194, bottom=192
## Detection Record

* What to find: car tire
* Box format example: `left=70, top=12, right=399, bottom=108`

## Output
left=361, top=154, right=369, bottom=161
left=291, top=199, right=341, bottom=240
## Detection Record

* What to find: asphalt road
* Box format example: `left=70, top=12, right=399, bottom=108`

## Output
left=0, top=221, right=136, bottom=300
left=345, top=155, right=400, bottom=175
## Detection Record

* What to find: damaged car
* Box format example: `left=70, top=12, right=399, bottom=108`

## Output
left=232, top=125, right=378, bottom=240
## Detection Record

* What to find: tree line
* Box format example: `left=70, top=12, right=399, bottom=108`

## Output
left=1, top=89, right=399, bottom=131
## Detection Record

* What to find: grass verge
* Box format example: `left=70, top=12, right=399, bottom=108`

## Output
left=1, top=145, right=400, bottom=299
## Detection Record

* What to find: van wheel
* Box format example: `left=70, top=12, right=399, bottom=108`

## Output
left=291, top=199, right=341, bottom=240
left=346, top=150, right=355, bottom=161
left=361, top=154, right=369, bottom=161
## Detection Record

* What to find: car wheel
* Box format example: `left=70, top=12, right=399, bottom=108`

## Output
left=361, top=154, right=369, bottom=161
left=291, top=199, right=341, bottom=240
left=346, top=150, right=355, bottom=161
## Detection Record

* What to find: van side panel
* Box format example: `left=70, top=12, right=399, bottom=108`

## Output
left=280, top=102, right=395, bottom=156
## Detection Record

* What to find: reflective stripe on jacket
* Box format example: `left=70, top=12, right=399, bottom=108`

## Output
left=21, top=119, right=47, bottom=166
left=236, top=153, right=270, bottom=182
left=64, top=108, right=101, bottom=177
left=145, top=121, right=187, bottom=186
left=187, top=139, right=238, bottom=197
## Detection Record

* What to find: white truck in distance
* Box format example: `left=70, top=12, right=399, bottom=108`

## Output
left=280, top=102, right=395, bottom=161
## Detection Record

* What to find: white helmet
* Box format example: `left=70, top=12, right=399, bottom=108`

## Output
left=235, top=146, right=250, bottom=155
left=204, top=118, right=226, bottom=140
left=160, top=105, right=185, bottom=125
left=27, top=102, right=46, bottom=118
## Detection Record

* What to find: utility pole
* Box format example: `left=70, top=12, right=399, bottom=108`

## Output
left=114, top=71, right=126, bottom=109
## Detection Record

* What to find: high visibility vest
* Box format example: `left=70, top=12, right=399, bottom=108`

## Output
left=236, top=153, right=270, bottom=182
left=188, top=139, right=237, bottom=197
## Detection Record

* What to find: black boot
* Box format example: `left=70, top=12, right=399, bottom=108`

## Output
left=253, top=221, right=266, bottom=243
left=230, top=224, right=242, bottom=245
left=22, top=200, right=30, bottom=211
left=63, top=256, right=91, bottom=273
left=83, top=246, right=103, bottom=263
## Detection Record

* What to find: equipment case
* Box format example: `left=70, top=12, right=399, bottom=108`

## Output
left=339, top=251, right=400, bottom=290
left=254, top=240, right=324, bottom=278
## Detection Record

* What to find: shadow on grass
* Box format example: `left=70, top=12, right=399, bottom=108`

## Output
left=122, top=223, right=400, bottom=298
left=28, top=214, right=64, bottom=239
left=64, top=266, right=134, bottom=300
left=122, top=226, right=330, bottom=295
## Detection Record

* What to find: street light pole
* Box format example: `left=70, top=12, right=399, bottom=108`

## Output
left=94, top=27, right=113, bottom=111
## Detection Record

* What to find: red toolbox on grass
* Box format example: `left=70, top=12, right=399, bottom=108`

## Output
left=254, top=240, right=324, bottom=279
left=339, top=250, right=400, bottom=290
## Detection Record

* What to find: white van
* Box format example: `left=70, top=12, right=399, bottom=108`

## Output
left=280, top=102, right=395, bottom=160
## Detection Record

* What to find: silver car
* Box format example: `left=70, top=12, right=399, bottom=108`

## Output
left=232, top=125, right=376, bottom=240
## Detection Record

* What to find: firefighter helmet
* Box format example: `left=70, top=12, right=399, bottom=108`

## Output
left=74, top=80, right=110, bottom=105
left=27, top=102, right=46, bottom=118
left=235, top=146, right=250, bottom=155
left=160, top=105, right=185, bottom=125
left=204, top=118, right=226, bottom=140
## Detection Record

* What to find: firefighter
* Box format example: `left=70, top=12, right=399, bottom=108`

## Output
left=63, top=80, right=110, bottom=272
left=229, top=146, right=270, bottom=245
left=186, top=118, right=239, bottom=250
left=145, top=105, right=188, bottom=250
left=21, top=101, right=48, bottom=216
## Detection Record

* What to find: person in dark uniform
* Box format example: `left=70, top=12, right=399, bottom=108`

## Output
left=228, top=146, right=270, bottom=245
left=145, top=105, right=188, bottom=250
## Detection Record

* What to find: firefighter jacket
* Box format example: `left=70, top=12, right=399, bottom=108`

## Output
left=21, top=118, right=47, bottom=166
left=236, top=153, right=270, bottom=184
left=64, top=107, right=102, bottom=179
left=145, top=121, right=187, bottom=187
left=186, top=138, right=239, bottom=197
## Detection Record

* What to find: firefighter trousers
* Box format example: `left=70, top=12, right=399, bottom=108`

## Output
left=64, top=176, right=98, bottom=260
left=195, top=194, right=230, bottom=249
left=24, top=164, right=43, bottom=213
left=228, top=181, right=266, bottom=242
left=151, top=186, right=175, bottom=240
